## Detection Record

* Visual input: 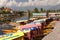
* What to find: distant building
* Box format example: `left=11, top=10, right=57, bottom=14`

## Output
left=48, top=13, right=56, bottom=18
left=0, top=8, right=3, bottom=10
left=55, top=12, right=60, bottom=17
left=48, top=12, right=60, bottom=18
left=0, top=7, right=12, bottom=12
left=32, top=13, right=47, bottom=18
left=23, top=12, right=29, bottom=17
left=4, top=7, right=12, bottom=12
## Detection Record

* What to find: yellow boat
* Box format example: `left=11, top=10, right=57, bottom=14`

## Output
left=0, top=30, right=24, bottom=40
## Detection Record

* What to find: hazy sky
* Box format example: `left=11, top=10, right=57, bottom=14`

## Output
left=0, top=0, right=60, bottom=10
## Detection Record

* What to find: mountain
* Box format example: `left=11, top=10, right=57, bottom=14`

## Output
left=50, top=4, right=60, bottom=10
left=21, top=4, right=60, bottom=11
left=12, top=6, right=52, bottom=11
left=10, top=4, right=60, bottom=11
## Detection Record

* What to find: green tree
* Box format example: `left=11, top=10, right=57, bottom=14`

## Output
left=46, top=10, right=49, bottom=18
left=34, top=8, right=39, bottom=13
left=40, top=8, right=43, bottom=12
left=1, top=7, right=4, bottom=9
left=28, top=10, right=32, bottom=19
left=15, top=11, right=24, bottom=17
left=57, top=9, right=60, bottom=12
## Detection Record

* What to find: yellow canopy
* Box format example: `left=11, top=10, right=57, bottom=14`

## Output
left=0, top=30, right=24, bottom=40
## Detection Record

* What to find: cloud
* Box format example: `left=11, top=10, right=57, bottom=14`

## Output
left=47, top=0, right=59, bottom=5
left=0, top=0, right=60, bottom=7
left=18, top=0, right=48, bottom=7
left=6, top=0, right=18, bottom=7
left=0, top=0, right=8, bottom=7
